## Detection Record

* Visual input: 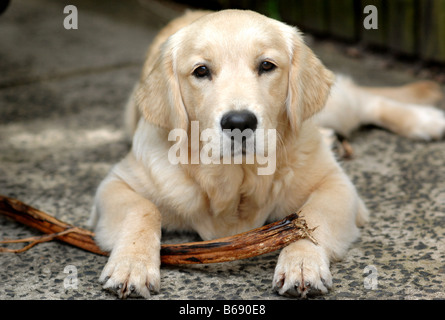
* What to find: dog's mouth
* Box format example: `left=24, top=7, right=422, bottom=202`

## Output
left=230, top=136, right=255, bottom=156
left=219, top=127, right=276, bottom=161
left=222, top=127, right=257, bottom=157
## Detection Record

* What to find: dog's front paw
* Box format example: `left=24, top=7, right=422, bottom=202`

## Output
left=99, top=253, right=160, bottom=299
left=272, top=240, right=332, bottom=298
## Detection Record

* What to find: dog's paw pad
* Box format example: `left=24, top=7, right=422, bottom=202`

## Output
left=99, top=256, right=160, bottom=299
left=272, top=241, right=332, bottom=298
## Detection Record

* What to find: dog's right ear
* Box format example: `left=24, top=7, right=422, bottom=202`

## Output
left=286, top=27, right=334, bottom=133
left=135, top=39, right=188, bottom=132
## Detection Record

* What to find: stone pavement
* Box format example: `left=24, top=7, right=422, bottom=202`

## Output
left=0, top=0, right=444, bottom=300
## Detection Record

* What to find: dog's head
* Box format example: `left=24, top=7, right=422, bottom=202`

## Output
left=137, top=10, right=334, bottom=162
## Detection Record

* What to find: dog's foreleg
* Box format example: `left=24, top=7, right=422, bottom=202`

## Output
left=92, top=174, right=162, bottom=299
left=273, top=170, right=368, bottom=297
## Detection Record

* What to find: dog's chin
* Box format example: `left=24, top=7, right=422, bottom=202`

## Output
left=232, top=148, right=249, bottom=157
left=220, top=141, right=255, bottom=159
left=234, top=138, right=250, bottom=152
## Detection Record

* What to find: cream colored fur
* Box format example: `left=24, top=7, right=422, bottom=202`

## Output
left=90, top=10, right=445, bottom=299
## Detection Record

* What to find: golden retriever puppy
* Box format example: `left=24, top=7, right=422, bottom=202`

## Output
left=90, top=10, right=445, bottom=299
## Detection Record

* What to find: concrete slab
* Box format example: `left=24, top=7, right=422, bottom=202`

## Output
left=1, top=0, right=444, bottom=300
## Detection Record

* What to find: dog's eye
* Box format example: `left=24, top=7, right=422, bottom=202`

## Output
left=259, top=61, right=276, bottom=75
left=193, top=65, right=211, bottom=79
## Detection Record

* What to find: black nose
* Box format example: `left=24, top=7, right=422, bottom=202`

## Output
left=220, top=110, right=258, bottom=132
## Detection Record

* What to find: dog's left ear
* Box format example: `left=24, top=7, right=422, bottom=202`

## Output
left=286, top=28, right=335, bottom=132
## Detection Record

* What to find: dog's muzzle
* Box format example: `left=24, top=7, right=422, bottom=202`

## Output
left=220, top=110, right=258, bottom=133
left=220, top=110, right=258, bottom=155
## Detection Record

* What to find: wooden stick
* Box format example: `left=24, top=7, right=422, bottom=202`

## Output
left=160, top=213, right=317, bottom=264
left=0, top=195, right=316, bottom=265
left=0, top=228, right=82, bottom=253
left=0, top=195, right=108, bottom=255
